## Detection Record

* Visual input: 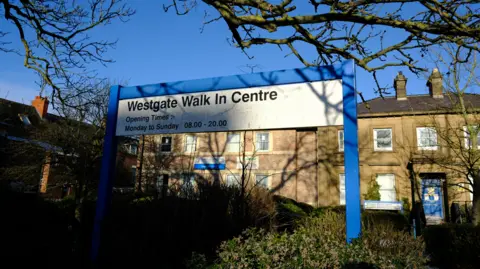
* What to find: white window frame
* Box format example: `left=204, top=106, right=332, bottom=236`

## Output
left=160, top=136, right=173, bottom=152
left=129, top=144, right=138, bottom=155
left=226, top=173, right=240, bottom=186
left=131, top=166, right=137, bottom=185
left=373, top=128, right=393, bottom=151
left=463, top=126, right=480, bottom=149
left=338, top=130, right=344, bottom=152
left=18, top=114, right=31, bottom=125
left=226, top=133, right=241, bottom=152
left=339, top=173, right=346, bottom=205
left=184, top=135, right=197, bottom=153
left=255, top=132, right=270, bottom=152
left=376, top=173, right=396, bottom=202
left=255, top=174, right=270, bottom=189
left=416, top=127, right=438, bottom=150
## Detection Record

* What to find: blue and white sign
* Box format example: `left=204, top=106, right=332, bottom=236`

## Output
left=364, top=200, right=403, bottom=211
left=116, top=81, right=344, bottom=135
left=92, top=61, right=360, bottom=261
left=194, top=157, right=226, bottom=170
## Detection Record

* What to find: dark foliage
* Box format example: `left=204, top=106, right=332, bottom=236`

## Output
left=424, top=224, right=480, bottom=269
left=0, top=185, right=77, bottom=268
left=96, top=184, right=275, bottom=268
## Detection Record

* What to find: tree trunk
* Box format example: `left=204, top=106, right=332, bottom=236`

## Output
left=472, top=171, right=480, bottom=225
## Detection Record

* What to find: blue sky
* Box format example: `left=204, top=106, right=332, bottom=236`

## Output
left=0, top=1, right=439, bottom=105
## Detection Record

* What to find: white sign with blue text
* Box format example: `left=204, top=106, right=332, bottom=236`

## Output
left=193, top=157, right=226, bottom=170
left=115, top=80, right=343, bottom=136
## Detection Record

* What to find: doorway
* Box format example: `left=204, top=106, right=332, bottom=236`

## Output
left=420, top=174, right=445, bottom=224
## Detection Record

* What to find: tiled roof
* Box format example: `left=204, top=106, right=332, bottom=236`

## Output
left=357, top=93, right=480, bottom=116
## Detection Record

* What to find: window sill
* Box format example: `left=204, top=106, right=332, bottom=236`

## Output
left=417, top=148, right=438, bottom=151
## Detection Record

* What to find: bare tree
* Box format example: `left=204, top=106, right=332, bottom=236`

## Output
left=0, top=0, right=134, bottom=106
left=166, top=0, right=480, bottom=98
left=38, top=81, right=110, bottom=207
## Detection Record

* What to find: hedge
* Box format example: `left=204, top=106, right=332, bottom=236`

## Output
left=189, top=210, right=427, bottom=268
left=276, top=198, right=409, bottom=232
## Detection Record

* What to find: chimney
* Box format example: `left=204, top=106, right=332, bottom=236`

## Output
left=394, top=71, right=407, bottom=100
left=427, top=68, right=443, bottom=98
left=32, top=96, right=49, bottom=119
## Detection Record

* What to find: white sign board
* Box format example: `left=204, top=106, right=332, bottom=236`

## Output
left=193, top=157, right=226, bottom=170
left=236, top=156, right=259, bottom=170
left=116, top=80, right=343, bottom=136
left=363, top=200, right=403, bottom=211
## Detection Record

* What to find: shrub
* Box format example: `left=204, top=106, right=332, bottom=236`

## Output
left=0, top=188, right=76, bottom=268
left=197, top=210, right=427, bottom=269
left=363, top=179, right=381, bottom=201
left=424, top=224, right=480, bottom=269
left=362, top=210, right=409, bottom=231
left=401, top=197, right=411, bottom=212
left=274, top=196, right=312, bottom=230
left=98, top=183, right=277, bottom=268
left=311, top=206, right=409, bottom=232
left=311, top=205, right=346, bottom=216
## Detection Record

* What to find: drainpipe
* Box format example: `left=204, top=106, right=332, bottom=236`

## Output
left=407, top=161, right=416, bottom=239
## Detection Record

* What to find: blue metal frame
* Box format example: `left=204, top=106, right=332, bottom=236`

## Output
left=91, top=60, right=360, bottom=261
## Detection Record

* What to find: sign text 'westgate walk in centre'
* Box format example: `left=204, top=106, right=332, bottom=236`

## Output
left=116, top=80, right=344, bottom=135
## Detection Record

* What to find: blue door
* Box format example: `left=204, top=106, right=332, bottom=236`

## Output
left=421, top=179, right=444, bottom=220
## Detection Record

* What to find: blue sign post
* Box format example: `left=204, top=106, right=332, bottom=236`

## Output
left=90, top=60, right=360, bottom=261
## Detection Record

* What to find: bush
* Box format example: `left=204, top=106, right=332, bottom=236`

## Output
left=195, top=210, right=427, bottom=268
left=98, top=183, right=277, bottom=268
left=363, top=210, right=409, bottom=231
left=363, top=180, right=381, bottom=201
left=311, top=206, right=409, bottom=232
left=0, top=187, right=76, bottom=268
left=424, top=224, right=480, bottom=269
left=274, top=196, right=313, bottom=230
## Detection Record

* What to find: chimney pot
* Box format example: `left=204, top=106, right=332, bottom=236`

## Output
left=427, top=68, right=443, bottom=98
left=394, top=72, right=407, bottom=100
left=32, top=96, right=49, bottom=119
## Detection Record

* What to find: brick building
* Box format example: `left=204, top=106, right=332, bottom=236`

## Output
left=136, top=69, right=479, bottom=223
left=0, top=96, right=138, bottom=197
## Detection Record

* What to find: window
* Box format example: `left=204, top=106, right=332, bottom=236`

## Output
left=226, top=174, right=240, bottom=186
left=184, top=135, right=197, bottom=153
left=376, top=174, right=396, bottom=201
left=464, top=126, right=480, bottom=149
left=256, top=132, right=270, bottom=151
left=19, top=114, right=31, bottom=125
left=255, top=174, right=270, bottom=189
left=339, top=173, right=346, bottom=205
left=128, top=144, right=138, bottom=155
left=338, top=130, right=344, bottom=152
left=373, top=128, right=393, bottom=151
left=160, top=136, right=172, bottom=152
left=226, top=133, right=241, bottom=152
left=417, top=127, right=438, bottom=150
left=131, top=166, right=137, bottom=185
